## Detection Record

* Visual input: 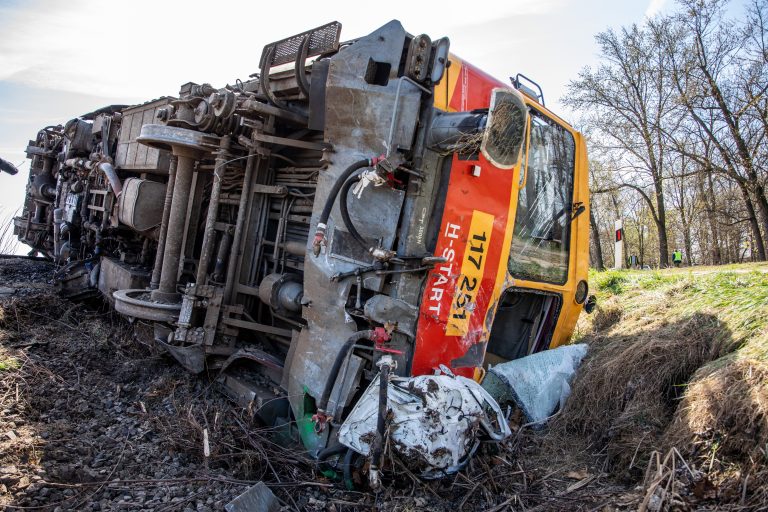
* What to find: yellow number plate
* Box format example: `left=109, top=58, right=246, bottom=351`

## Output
left=446, top=210, right=494, bottom=336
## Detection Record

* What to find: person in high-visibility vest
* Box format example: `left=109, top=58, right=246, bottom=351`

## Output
left=672, top=249, right=683, bottom=268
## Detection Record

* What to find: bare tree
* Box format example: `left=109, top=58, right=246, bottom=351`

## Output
left=566, top=23, right=676, bottom=266
left=570, top=0, right=766, bottom=268
left=659, top=0, right=768, bottom=259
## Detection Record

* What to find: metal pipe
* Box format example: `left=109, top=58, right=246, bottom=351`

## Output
left=294, top=35, right=311, bottom=98
left=369, top=356, right=392, bottom=491
left=271, top=197, right=289, bottom=273
left=33, top=202, right=44, bottom=223
left=80, top=180, right=90, bottom=223
left=150, top=156, right=177, bottom=289
left=140, top=238, right=150, bottom=265
left=212, top=226, right=233, bottom=282
left=280, top=240, right=306, bottom=256
left=385, top=77, right=432, bottom=157
left=53, top=208, right=63, bottom=261
left=97, top=162, right=122, bottom=197
left=152, top=151, right=196, bottom=301
left=223, top=148, right=257, bottom=303
left=195, top=136, right=230, bottom=285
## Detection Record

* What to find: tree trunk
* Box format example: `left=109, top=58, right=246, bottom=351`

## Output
left=738, top=181, right=767, bottom=260
left=589, top=207, right=605, bottom=270
left=683, top=225, right=693, bottom=266
left=653, top=179, right=670, bottom=266
left=697, top=47, right=768, bottom=258
left=702, top=168, right=721, bottom=264
left=751, top=182, right=768, bottom=252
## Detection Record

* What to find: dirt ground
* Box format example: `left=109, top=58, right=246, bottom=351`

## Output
left=0, top=257, right=648, bottom=511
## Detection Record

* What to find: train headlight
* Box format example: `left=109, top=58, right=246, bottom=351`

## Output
left=575, top=280, right=589, bottom=304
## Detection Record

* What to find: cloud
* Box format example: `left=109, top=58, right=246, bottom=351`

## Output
left=645, top=0, right=668, bottom=17
left=0, top=0, right=563, bottom=99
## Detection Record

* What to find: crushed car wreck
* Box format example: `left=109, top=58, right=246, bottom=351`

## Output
left=12, top=19, right=590, bottom=485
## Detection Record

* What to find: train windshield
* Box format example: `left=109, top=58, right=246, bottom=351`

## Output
left=508, top=108, right=575, bottom=285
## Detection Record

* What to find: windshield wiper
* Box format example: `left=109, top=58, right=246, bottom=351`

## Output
left=552, top=202, right=586, bottom=226
left=570, top=202, right=585, bottom=222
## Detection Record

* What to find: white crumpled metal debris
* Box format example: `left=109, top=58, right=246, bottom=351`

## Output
left=338, top=372, right=510, bottom=478
left=483, top=343, right=588, bottom=425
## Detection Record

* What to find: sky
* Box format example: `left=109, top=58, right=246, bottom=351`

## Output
left=0, top=0, right=673, bottom=252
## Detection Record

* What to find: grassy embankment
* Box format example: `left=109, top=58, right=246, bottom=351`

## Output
left=558, top=263, right=768, bottom=506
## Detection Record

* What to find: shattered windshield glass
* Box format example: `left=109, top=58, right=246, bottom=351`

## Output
left=508, top=108, right=575, bottom=284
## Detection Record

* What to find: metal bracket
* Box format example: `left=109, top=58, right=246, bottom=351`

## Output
left=251, top=132, right=331, bottom=152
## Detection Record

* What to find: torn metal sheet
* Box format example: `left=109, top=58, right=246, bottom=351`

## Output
left=338, top=373, right=510, bottom=478
left=224, top=481, right=279, bottom=512
left=483, top=343, right=588, bottom=424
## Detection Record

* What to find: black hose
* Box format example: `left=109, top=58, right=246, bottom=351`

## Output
left=0, top=157, right=18, bottom=175
left=317, top=443, right=348, bottom=462
left=317, top=159, right=371, bottom=229
left=369, top=362, right=391, bottom=483
left=339, top=174, right=369, bottom=250
left=342, top=448, right=356, bottom=490
left=317, top=330, right=373, bottom=414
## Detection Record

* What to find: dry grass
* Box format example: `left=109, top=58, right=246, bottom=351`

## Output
left=663, top=358, right=768, bottom=505
left=557, top=311, right=727, bottom=476
left=448, top=100, right=526, bottom=158
left=553, top=265, right=768, bottom=506
left=0, top=207, right=20, bottom=255
left=590, top=296, right=623, bottom=331
left=666, top=358, right=768, bottom=461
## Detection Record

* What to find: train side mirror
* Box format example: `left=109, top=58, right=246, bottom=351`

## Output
left=481, top=88, right=528, bottom=170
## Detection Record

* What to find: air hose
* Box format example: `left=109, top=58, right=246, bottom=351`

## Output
left=316, top=443, right=350, bottom=479
left=339, top=173, right=369, bottom=250
left=313, top=328, right=392, bottom=433
left=342, top=448, right=356, bottom=490
left=316, top=330, right=375, bottom=418
left=317, top=443, right=348, bottom=461
left=312, top=156, right=384, bottom=256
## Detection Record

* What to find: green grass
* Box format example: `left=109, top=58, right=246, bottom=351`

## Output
left=588, top=264, right=768, bottom=361
left=591, top=269, right=630, bottom=294
left=575, top=263, right=768, bottom=494
left=0, top=355, right=20, bottom=371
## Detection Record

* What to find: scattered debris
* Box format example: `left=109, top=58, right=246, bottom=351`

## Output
left=339, top=373, right=509, bottom=478
left=483, top=344, right=588, bottom=424
left=225, top=481, right=279, bottom=512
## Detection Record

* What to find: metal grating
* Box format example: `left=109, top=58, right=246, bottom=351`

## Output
left=259, top=21, right=342, bottom=70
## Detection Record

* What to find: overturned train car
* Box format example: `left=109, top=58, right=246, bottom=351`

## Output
left=13, top=20, right=590, bottom=479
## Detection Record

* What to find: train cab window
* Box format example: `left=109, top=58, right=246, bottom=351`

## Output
left=508, top=109, right=575, bottom=284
